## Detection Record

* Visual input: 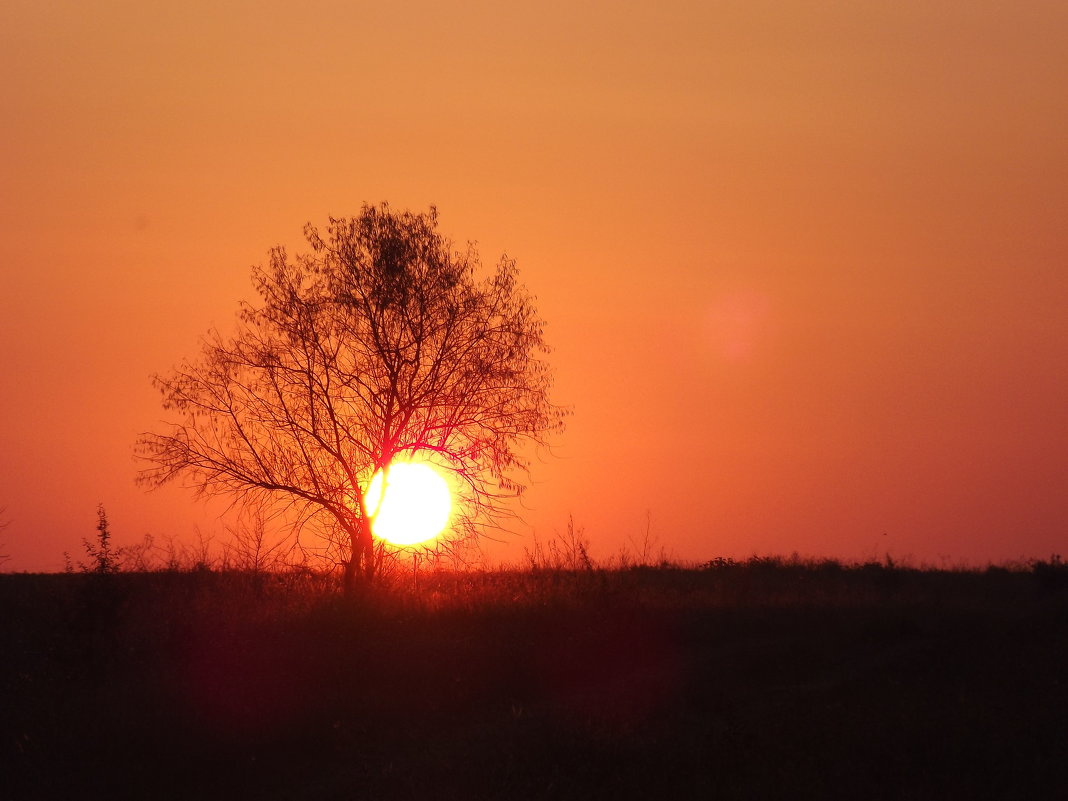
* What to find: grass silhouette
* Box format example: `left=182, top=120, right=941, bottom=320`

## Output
left=3, top=558, right=1067, bottom=799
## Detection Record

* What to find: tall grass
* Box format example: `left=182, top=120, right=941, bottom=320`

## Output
left=6, top=541, right=1066, bottom=800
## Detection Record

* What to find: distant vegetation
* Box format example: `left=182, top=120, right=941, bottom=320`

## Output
left=4, top=546, right=1067, bottom=799
left=53, top=502, right=1068, bottom=592
left=0, top=505, right=9, bottom=567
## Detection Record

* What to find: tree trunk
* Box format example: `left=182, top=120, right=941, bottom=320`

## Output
left=363, top=533, right=376, bottom=581
left=343, top=519, right=376, bottom=594
left=342, top=552, right=359, bottom=594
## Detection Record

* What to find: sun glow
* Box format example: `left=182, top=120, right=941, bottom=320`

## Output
left=365, top=462, right=452, bottom=546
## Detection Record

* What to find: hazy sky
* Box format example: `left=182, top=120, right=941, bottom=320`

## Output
left=2, top=0, right=1066, bottom=571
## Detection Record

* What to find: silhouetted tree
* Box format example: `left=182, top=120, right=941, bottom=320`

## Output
left=138, top=204, right=563, bottom=589
left=225, top=509, right=292, bottom=574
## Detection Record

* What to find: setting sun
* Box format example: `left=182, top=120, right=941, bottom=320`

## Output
left=365, top=462, right=452, bottom=546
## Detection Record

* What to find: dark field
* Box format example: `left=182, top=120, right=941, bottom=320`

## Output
left=3, top=561, right=1067, bottom=799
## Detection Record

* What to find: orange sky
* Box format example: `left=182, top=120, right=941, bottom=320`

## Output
left=2, top=0, right=1066, bottom=571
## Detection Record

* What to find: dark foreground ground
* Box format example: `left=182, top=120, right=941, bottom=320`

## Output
left=2, top=561, right=1067, bottom=800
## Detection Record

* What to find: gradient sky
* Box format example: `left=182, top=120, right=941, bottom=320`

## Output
left=2, top=0, right=1066, bottom=571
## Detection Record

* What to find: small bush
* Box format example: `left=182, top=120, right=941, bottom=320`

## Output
left=1032, top=554, right=1068, bottom=591
left=80, top=504, right=120, bottom=574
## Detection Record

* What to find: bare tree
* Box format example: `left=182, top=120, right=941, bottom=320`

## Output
left=224, top=509, right=292, bottom=574
left=138, top=204, right=563, bottom=589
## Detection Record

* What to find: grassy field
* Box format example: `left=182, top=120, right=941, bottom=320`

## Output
left=3, top=559, right=1067, bottom=799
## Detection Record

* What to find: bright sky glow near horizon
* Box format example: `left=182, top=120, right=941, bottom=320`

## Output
left=1, top=0, right=1066, bottom=571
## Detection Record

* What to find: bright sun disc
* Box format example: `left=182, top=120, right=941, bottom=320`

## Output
left=365, top=462, right=451, bottom=546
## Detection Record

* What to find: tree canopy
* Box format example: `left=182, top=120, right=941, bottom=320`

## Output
left=138, top=204, right=563, bottom=585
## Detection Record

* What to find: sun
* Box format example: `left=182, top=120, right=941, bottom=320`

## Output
left=365, top=462, right=452, bottom=546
